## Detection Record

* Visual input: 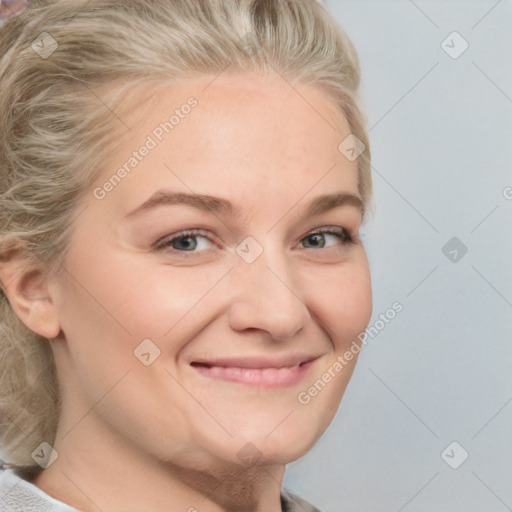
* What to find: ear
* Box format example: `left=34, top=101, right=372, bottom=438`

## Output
left=0, top=246, right=61, bottom=340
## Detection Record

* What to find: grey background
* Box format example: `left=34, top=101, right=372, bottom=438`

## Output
left=283, top=1, right=512, bottom=511
left=1, top=1, right=512, bottom=511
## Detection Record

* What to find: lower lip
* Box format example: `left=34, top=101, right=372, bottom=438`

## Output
left=191, top=361, right=314, bottom=388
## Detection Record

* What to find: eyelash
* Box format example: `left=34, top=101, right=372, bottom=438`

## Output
left=154, top=226, right=355, bottom=256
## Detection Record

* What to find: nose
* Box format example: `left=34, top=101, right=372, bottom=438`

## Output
left=227, top=248, right=311, bottom=341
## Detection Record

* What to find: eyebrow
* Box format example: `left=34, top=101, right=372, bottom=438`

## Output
left=125, top=190, right=364, bottom=220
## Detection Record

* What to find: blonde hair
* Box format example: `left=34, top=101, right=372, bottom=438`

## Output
left=0, top=0, right=371, bottom=473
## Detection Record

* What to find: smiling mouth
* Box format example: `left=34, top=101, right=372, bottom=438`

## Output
left=190, top=360, right=315, bottom=387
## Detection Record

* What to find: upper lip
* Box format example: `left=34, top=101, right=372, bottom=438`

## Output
left=189, top=353, right=321, bottom=369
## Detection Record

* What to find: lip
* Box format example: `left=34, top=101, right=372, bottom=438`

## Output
left=189, top=353, right=320, bottom=388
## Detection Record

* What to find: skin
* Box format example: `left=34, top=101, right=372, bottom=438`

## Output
left=1, top=71, right=372, bottom=512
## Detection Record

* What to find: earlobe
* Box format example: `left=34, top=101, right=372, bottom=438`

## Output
left=0, top=252, right=62, bottom=340
left=26, top=296, right=62, bottom=339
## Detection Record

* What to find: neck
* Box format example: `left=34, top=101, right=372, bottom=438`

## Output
left=31, top=412, right=286, bottom=512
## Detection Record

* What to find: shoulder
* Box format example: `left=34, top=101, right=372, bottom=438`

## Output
left=0, top=469, right=77, bottom=512
left=1, top=469, right=323, bottom=512
left=281, top=488, right=324, bottom=512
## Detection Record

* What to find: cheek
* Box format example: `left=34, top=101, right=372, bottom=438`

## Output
left=61, top=246, right=191, bottom=337
left=314, top=259, right=372, bottom=350
left=54, top=248, right=153, bottom=382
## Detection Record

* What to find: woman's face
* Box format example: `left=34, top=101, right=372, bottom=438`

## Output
left=49, top=72, right=372, bottom=470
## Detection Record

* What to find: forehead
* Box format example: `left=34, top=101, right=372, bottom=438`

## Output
left=91, top=72, right=359, bottom=218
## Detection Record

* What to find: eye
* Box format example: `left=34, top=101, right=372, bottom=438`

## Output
left=299, top=226, right=353, bottom=249
left=153, top=226, right=354, bottom=256
left=154, top=229, right=215, bottom=255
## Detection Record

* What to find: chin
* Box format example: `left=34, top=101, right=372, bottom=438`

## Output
left=260, top=438, right=319, bottom=465
left=227, top=417, right=329, bottom=467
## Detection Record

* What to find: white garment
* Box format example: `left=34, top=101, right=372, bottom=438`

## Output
left=0, top=469, right=321, bottom=512
left=0, top=470, right=77, bottom=511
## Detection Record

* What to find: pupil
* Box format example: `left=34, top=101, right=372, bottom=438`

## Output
left=175, top=236, right=196, bottom=251
left=308, top=234, right=324, bottom=248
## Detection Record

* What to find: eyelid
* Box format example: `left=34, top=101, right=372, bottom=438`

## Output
left=153, top=228, right=219, bottom=251
left=154, top=225, right=355, bottom=255
left=297, top=225, right=354, bottom=247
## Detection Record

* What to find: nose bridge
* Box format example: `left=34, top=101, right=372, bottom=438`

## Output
left=228, top=240, right=310, bottom=340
